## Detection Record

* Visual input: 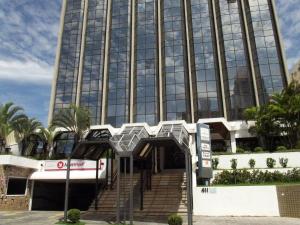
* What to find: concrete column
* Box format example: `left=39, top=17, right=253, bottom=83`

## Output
left=240, top=0, right=260, bottom=107
left=211, top=0, right=228, bottom=120
left=159, top=146, right=164, bottom=171
left=129, top=0, right=136, bottom=123
left=158, top=0, right=164, bottom=121
left=101, top=0, right=113, bottom=124
left=270, top=0, right=290, bottom=84
left=183, top=0, right=195, bottom=123
left=230, top=131, right=237, bottom=153
left=76, top=0, right=89, bottom=107
left=48, top=0, right=67, bottom=125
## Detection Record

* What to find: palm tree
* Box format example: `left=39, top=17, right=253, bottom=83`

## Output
left=13, top=117, right=43, bottom=156
left=38, top=127, right=57, bottom=158
left=51, top=104, right=90, bottom=144
left=50, top=104, right=90, bottom=222
left=0, top=102, right=26, bottom=153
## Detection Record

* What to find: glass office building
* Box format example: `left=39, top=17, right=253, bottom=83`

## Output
left=49, top=0, right=288, bottom=129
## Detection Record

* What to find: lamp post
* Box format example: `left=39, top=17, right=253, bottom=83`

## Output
left=64, top=154, right=71, bottom=222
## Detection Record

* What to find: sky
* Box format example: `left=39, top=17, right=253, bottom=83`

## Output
left=0, top=0, right=299, bottom=126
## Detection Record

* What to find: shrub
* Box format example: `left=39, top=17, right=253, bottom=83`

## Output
left=230, top=159, right=237, bottom=170
left=295, top=140, right=300, bottom=149
left=236, top=147, right=245, bottom=154
left=67, top=209, right=80, bottom=223
left=168, top=214, right=183, bottom=225
left=279, top=158, right=288, bottom=168
left=266, top=158, right=276, bottom=168
left=249, top=159, right=256, bottom=169
left=276, top=146, right=287, bottom=152
left=212, top=158, right=219, bottom=169
left=254, top=147, right=264, bottom=153
left=212, top=168, right=300, bottom=185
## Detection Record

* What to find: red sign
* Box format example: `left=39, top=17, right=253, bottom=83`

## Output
left=44, top=159, right=106, bottom=171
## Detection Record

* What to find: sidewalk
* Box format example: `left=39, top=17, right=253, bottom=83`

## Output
left=0, top=211, right=299, bottom=225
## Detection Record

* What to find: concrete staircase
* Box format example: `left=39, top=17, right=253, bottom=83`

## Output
left=83, top=169, right=187, bottom=221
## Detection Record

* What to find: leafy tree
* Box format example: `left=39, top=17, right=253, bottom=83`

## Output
left=51, top=104, right=90, bottom=156
left=37, top=127, right=57, bottom=157
left=13, top=117, right=43, bottom=156
left=0, top=102, right=26, bottom=153
left=244, top=81, right=300, bottom=149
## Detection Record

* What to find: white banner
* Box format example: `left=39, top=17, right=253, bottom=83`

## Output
left=44, top=159, right=106, bottom=171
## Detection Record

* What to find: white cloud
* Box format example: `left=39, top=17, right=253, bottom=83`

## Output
left=0, top=59, right=53, bottom=84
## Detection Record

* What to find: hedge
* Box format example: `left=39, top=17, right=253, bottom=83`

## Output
left=212, top=168, right=300, bottom=185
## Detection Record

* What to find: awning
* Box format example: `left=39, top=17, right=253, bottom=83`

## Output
left=29, top=170, right=106, bottom=180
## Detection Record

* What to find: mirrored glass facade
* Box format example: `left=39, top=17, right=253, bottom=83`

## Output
left=51, top=0, right=288, bottom=126
left=134, top=0, right=158, bottom=125
left=80, top=0, right=107, bottom=125
left=216, top=0, right=255, bottom=120
left=54, top=0, right=84, bottom=112
left=189, top=0, right=223, bottom=119
left=106, top=0, right=131, bottom=127
left=162, top=0, right=190, bottom=121
left=245, top=0, right=286, bottom=104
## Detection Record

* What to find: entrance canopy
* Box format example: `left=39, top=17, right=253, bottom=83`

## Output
left=71, top=122, right=193, bottom=159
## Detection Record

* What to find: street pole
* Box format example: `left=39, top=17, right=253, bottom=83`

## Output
left=64, top=155, right=71, bottom=222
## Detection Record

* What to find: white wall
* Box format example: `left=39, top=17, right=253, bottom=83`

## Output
left=213, top=152, right=300, bottom=170
left=193, top=186, right=280, bottom=216
left=0, top=155, right=40, bottom=170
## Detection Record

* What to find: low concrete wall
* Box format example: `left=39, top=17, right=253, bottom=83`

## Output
left=193, top=186, right=280, bottom=216
left=0, top=155, right=40, bottom=170
left=213, top=152, right=300, bottom=170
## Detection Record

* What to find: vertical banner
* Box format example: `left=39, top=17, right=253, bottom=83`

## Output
left=196, top=123, right=213, bottom=179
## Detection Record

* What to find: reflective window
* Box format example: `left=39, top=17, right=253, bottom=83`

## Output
left=80, top=0, right=107, bottom=125
left=246, top=0, right=285, bottom=104
left=106, top=0, right=131, bottom=127
left=163, top=0, right=190, bottom=121
left=216, top=0, right=255, bottom=120
left=54, top=0, right=84, bottom=112
left=190, top=0, right=223, bottom=119
left=135, top=0, right=158, bottom=125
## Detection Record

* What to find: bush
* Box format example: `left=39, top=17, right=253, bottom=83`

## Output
left=67, top=209, right=80, bottom=223
left=276, top=146, right=287, bottom=152
left=254, top=147, right=264, bottom=153
left=249, top=159, right=256, bottom=169
left=168, top=214, right=183, bottom=225
left=295, top=140, right=300, bottom=149
left=236, top=147, right=245, bottom=154
left=279, top=158, right=288, bottom=168
left=212, top=168, right=300, bottom=185
left=266, top=158, right=276, bottom=168
left=212, top=158, right=219, bottom=169
left=230, top=159, right=237, bottom=170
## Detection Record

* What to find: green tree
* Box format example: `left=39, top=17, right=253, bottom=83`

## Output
left=37, top=127, right=57, bottom=158
left=13, top=117, right=43, bottom=156
left=0, top=102, right=26, bottom=153
left=244, top=81, right=300, bottom=149
left=51, top=104, right=90, bottom=144
left=51, top=104, right=90, bottom=222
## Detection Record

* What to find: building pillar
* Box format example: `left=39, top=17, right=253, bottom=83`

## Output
left=48, top=0, right=67, bottom=125
left=76, top=0, right=89, bottom=107
left=270, top=0, right=290, bottom=84
left=211, top=0, right=228, bottom=120
left=101, top=0, right=113, bottom=124
left=240, top=0, right=260, bottom=107
left=183, top=0, right=195, bottom=123
left=230, top=131, right=237, bottom=153
left=157, top=0, right=164, bottom=121
left=159, top=146, right=164, bottom=171
left=129, top=0, right=136, bottom=123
